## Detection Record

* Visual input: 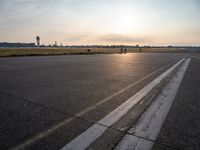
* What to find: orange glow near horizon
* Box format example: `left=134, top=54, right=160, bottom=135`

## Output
left=0, top=0, right=199, bottom=46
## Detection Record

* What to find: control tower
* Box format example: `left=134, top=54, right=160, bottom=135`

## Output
left=36, top=36, right=40, bottom=47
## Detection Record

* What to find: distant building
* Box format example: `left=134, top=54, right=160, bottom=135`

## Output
left=36, top=36, right=40, bottom=47
left=54, top=41, right=58, bottom=47
left=0, top=42, right=35, bottom=48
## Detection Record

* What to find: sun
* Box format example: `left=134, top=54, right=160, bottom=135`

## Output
left=117, top=15, right=134, bottom=34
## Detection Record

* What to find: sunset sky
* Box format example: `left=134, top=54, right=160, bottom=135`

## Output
left=0, top=0, right=199, bottom=46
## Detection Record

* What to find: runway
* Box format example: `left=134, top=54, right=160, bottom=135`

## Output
left=0, top=53, right=199, bottom=150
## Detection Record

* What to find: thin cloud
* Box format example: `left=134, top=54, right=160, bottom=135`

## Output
left=0, top=1, right=49, bottom=23
left=98, top=34, right=152, bottom=44
left=14, top=0, right=39, bottom=2
left=63, top=0, right=79, bottom=3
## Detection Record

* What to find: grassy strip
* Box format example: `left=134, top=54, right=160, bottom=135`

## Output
left=0, top=47, right=189, bottom=57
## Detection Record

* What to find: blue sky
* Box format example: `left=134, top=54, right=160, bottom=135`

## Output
left=0, top=0, right=199, bottom=45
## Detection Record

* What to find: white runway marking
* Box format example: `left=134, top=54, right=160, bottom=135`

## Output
left=61, top=58, right=185, bottom=150
left=115, top=58, right=190, bottom=150
left=13, top=58, right=180, bottom=150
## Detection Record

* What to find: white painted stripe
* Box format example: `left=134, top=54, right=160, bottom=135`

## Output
left=115, top=58, right=190, bottom=150
left=61, top=58, right=185, bottom=150
left=13, top=58, right=179, bottom=150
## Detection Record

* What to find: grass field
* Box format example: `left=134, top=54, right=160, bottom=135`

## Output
left=0, top=47, right=190, bottom=57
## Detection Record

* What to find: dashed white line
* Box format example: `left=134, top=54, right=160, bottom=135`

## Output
left=61, top=58, right=185, bottom=150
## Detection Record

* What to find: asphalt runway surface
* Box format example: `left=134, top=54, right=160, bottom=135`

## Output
left=153, top=55, right=200, bottom=150
left=0, top=53, right=199, bottom=150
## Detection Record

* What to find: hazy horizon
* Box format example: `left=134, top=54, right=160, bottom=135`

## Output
left=0, top=0, right=200, bottom=46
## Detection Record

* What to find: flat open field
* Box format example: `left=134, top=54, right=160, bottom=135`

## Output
left=0, top=47, right=190, bottom=57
